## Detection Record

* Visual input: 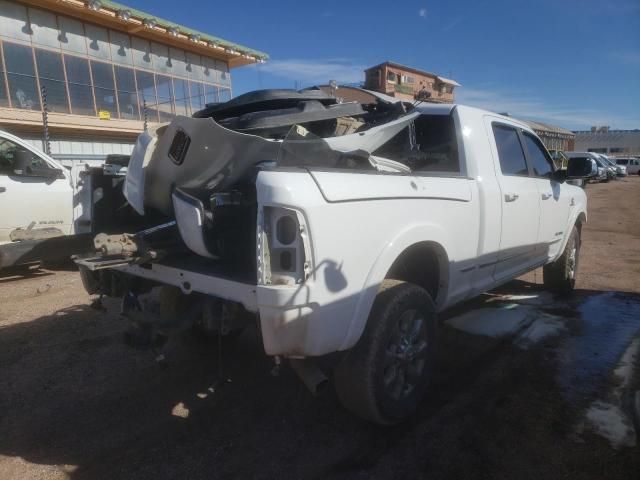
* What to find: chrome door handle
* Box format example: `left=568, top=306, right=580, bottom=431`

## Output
left=504, top=193, right=519, bottom=202
left=541, top=192, right=552, bottom=200
left=0, top=187, right=6, bottom=193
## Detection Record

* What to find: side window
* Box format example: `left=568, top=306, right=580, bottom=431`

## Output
left=522, top=133, right=554, bottom=178
left=0, top=139, right=50, bottom=175
left=492, top=124, right=528, bottom=176
left=371, top=114, right=460, bottom=174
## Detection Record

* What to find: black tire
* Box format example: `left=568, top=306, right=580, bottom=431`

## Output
left=333, top=280, right=437, bottom=424
left=543, top=226, right=580, bottom=295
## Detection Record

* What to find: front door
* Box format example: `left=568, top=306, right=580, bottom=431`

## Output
left=0, top=137, right=72, bottom=244
left=489, top=121, right=541, bottom=281
left=520, top=132, right=571, bottom=260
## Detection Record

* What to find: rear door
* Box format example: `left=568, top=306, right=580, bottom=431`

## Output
left=521, top=132, right=571, bottom=260
left=489, top=122, right=541, bottom=281
left=0, top=136, right=73, bottom=244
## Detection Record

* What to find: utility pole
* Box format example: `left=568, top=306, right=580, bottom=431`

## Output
left=40, top=85, right=51, bottom=156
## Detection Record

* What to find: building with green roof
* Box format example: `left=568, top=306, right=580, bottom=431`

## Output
left=0, top=0, right=267, bottom=159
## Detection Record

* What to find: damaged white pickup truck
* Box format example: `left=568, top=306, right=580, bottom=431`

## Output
left=77, top=88, right=594, bottom=424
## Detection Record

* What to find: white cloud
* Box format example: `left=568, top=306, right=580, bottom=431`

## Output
left=456, top=86, right=639, bottom=129
left=610, top=51, right=640, bottom=66
left=442, top=16, right=464, bottom=31
left=258, top=58, right=366, bottom=86
left=418, top=8, right=428, bottom=18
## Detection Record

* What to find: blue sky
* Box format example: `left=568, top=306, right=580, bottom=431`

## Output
left=135, top=0, right=639, bottom=130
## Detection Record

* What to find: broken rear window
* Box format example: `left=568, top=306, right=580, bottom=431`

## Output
left=372, top=114, right=460, bottom=174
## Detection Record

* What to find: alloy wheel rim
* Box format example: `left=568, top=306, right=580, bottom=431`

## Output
left=568, top=238, right=578, bottom=279
left=383, top=309, right=428, bottom=400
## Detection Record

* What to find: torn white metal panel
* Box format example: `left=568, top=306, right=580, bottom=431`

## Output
left=140, top=116, right=280, bottom=215
left=124, top=126, right=160, bottom=215
left=324, top=112, right=420, bottom=153
left=172, top=189, right=216, bottom=259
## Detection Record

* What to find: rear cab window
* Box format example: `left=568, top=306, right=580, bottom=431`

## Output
left=372, top=114, right=460, bottom=174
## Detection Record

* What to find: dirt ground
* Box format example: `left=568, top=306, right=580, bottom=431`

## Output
left=1, top=177, right=639, bottom=480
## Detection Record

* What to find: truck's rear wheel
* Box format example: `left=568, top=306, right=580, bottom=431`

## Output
left=333, top=280, right=437, bottom=424
left=543, top=226, right=580, bottom=295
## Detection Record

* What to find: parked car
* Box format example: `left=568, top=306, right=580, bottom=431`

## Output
left=599, top=154, right=627, bottom=177
left=566, top=152, right=608, bottom=182
left=615, top=157, right=640, bottom=175
left=0, top=130, right=133, bottom=269
left=76, top=88, right=593, bottom=424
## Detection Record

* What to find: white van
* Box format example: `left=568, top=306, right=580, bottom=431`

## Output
left=615, top=157, right=640, bottom=175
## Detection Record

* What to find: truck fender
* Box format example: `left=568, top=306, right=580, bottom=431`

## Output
left=339, top=222, right=451, bottom=351
left=555, top=207, right=587, bottom=263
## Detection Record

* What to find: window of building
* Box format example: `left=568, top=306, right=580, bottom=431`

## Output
left=35, top=48, right=69, bottom=113
left=109, top=30, right=132, bottom=66
left=0, top=0, right=31, bottom=43
left=173, top=77, right=190, bottom=116
left=135, top=70, right=157, bottom=121
left=609, top=147, right=623, bottom=153
left=189, top=81, right=205, bottom=112
left=155, top=74, right=174, bottom=121
left=218, top=88, right=231, bottom=103
left=0, top=44, right=8, bottom=107
left=85, top=24, right=110, bottom=60
left=493, top=124, right=529, bottom=176
left=151, top=42, right=171, bottom=74
left=202, top=56, right=217, bottom=83
left=64, top=55, right=94, bottom=116
left=372, top=114, right=460, bottom=174
left=3, top=42, right=40, bottom=110
left=169, top=48, right=188, bottom=78
left=588, top=148, right=607, bottom=153
left=523, top=132, right=554, bottom=178
left=90, top=60, right=117, bottom=116
left=216, top=60, right=230, bottom=86
left=131, top=37, right=153, bottom=69
left=29, top=8, right=60, bottom=48
left=386, top=71, right=397, bottom=83
left=186, top=52, right=203, bottom=81
left=401, top=75, right=415, bottom=84
left=58, top=16, right=87, bottom=55
left=205, top=83, right=218, bottom=104
left=114, top=65, right=138, bottom=120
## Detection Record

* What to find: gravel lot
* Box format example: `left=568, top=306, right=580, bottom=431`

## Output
left=1, top=177, right=639, bottom=480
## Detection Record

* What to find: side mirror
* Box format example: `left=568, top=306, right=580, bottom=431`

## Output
left=27, top=165, right=65, bottom=179
left=551, top=169, right=567, bottom=183
left=566, top=157, right=596, bottom=179
left=12, top=149, right=63, bottom=179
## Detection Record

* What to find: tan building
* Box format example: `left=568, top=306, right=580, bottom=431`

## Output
left=364, top=61, right=460, bottom=103
left=522, top=120, right=575, bottom=152
left=0, top=0, right=266, bottom=159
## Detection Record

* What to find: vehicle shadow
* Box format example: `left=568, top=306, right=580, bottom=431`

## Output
left=0, top=284, right=638, bottom=479
left=0, top=265, right=54, bottom=283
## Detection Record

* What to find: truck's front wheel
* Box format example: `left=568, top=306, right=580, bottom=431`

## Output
left=333, top=280, right=437, bottom=424
left=543, top=225, right=580, bottom=295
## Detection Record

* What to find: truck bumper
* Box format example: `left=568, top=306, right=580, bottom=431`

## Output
left=256, top=284, right=355, bottom=357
